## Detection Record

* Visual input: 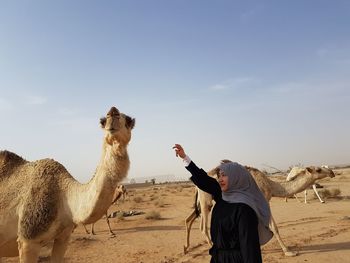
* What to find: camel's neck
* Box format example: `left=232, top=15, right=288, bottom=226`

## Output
left=269, top=173, right=323, bottom=197
left=66, top=142, right=130, bottom=224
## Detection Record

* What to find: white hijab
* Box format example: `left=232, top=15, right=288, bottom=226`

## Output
left=219, top=162, right=273, bottom=245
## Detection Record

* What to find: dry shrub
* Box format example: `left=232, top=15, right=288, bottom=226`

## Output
left=116, top=213, right=125, bottom=221
left=149, top=195, right=158, bottom=201
left=154, top=199, right=165, bottom=207
left=133, top=196, right=143, bottom=203
left=145, top=210, right=161, bottom=220
left=318, top=188, right=341, bottom=199
left=337, top=175, right=347, bottom=180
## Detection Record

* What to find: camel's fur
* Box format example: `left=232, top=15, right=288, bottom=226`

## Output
left=185, top=161, right=335, bottom=256
left=285, top=165, right=331, bottom=203
left=0, top=106, right=135, bottom=262
left=83, top=184, right=128, bottom=236
left=184, top=187, right=213, bottom=254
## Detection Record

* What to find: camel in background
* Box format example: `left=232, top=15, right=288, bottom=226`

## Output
left=83, top=184, right=128, bottom=236
left=184, top=187, right=214, bottom=254
left=184, top=161, right=335, bottom=256
left=285, top=165, right=333, bottom=203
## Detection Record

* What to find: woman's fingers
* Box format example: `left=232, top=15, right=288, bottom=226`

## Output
left=172, top=144, right=184, bottom=157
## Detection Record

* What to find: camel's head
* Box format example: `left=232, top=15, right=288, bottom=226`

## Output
left=207, top=159, right=233, bottom=178
left=100, top=106, right=135, bottom=146
left=117, top=184, right=127, bottom=194
left=304, top=166, right=336, bottom=179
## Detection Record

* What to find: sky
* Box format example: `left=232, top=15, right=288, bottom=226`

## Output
left=1, top=0, right=349, bottom=183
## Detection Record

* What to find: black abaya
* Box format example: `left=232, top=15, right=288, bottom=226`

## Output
left=186, top=161, right=262, bottom=263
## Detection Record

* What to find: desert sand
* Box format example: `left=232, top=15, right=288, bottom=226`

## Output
left=3, top=168, right=350, bottom=263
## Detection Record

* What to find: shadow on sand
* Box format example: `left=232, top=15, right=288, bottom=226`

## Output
left=297, top=241, right=350, bottom=254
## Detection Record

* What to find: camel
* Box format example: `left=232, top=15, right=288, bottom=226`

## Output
left=184, top=187, right=214, bottom=254
left=0, top=106, right=135, bottom=263
left=184, top=161, right=335, bottom=256
left=83, top=184, right=127, bottom=236
left=285, top=165, right=332, bottom=204
left=119, top=184, right=128, bottom=201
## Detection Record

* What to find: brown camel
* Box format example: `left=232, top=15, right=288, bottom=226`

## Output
left=83, top=184, right=127, bottom=236
left=184, top=161, right=335, bottom=256
left=0, top=106, right=135, bottom=263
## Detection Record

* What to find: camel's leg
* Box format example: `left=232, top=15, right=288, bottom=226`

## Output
left=294, top=194, right=302, bottom=203
left=270, top=215, right=297, bottom=257
left=17, top=238, right=41, bottom=263
left=90, top=223, right=96, bottom=235
left=105, top=213, right=116, bottom=236
left=184, top=209, right=197, bottom=254
left=51, top=227, right=73, bottom=263
left=200, top=208, right=212, bottom=247
left=304, top=190, right=309, bottom=204
left=312, top=184, right=325, bottom=203
left=83, top=224, right=90, bottom=234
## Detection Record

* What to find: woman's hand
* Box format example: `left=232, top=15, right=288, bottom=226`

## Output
left=173, top=144, right=186, bottom=159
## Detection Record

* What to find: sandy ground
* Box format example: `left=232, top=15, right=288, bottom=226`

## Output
left=3, top=168, right=350, bottom=263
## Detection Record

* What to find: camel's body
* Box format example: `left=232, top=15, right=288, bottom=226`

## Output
left=0, top=106, right=135, bottom=262
left=185, top=162, right=335, bottom=256
left=285, top=166, right=330, bottom=203
left=83, top=184, right=128, bottom=236
left=184, top=187, right=213, bottom=254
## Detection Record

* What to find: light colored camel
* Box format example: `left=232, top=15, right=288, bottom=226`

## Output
left=83, top=184, right=127, bottom=236
left=184, top=187, right=214, bottom=254
left=184, top=161, right=335, bottom=256
left=0, top=106, right=135, bottom=263
left=285, top=166, right=327, bottom=203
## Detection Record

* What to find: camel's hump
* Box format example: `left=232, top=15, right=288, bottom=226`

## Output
left=0, top=150, right=27, bottom=178
left=0, top=150, right=26, bottom=164
left=0, top=151, right=70, bottom=181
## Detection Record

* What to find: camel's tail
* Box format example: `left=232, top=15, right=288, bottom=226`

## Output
left=193, top=189, right=201, bottom=218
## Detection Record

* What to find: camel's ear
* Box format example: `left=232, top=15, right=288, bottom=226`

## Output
left=125, top=116, right=135, bottom=129
left=208, top=167, right=220, bottom=177
left=316, top=167, right=323, bottom=173
left=100, top=117, right=107, bottom=128
left=305, top=167, right=313, bottom=173
left=221, top=159, right=233, bottom=164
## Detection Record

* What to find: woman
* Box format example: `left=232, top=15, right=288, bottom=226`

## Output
left=173, top=144, right=272, bottom=263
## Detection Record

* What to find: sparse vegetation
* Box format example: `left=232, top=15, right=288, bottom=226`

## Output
left=154, top=199, right=165, bottom=207
left=149, top=194, right=157, bottom=201
left=317, top=188, right=341, bottom=199
left=133, top=196, right=143, bottom=203
left=116, top=213, right=125, bottom=221
left=145, top=210, right=161, bottom=220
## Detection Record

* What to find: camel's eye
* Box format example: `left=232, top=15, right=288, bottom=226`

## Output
left=316, top=167, right=322, bottom=173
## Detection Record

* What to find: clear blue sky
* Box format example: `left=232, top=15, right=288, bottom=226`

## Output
left=1, top=0, right=349, bottom=183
